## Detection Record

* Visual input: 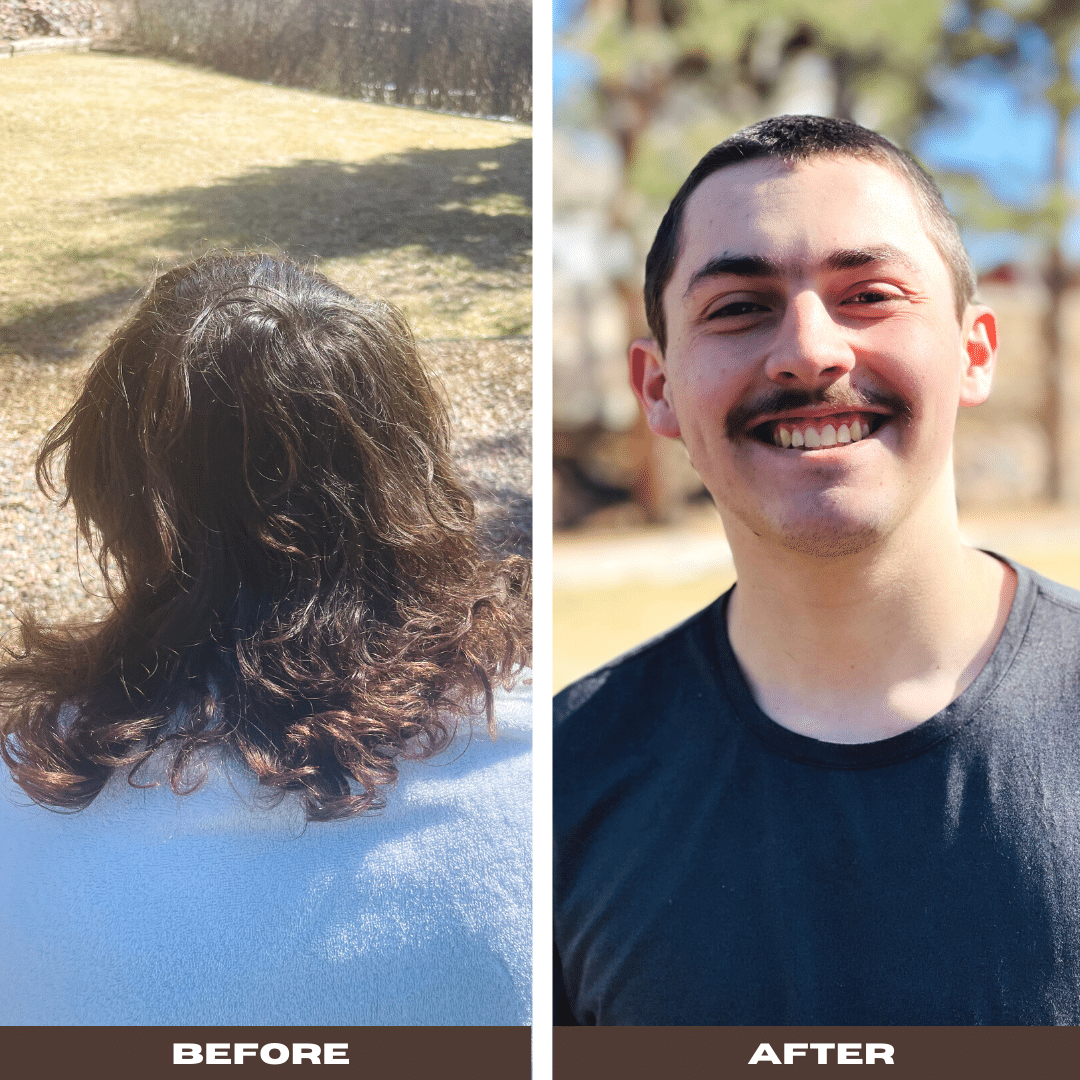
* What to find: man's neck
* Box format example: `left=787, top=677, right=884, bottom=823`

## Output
left=723, top=504, right=1017, bottom=744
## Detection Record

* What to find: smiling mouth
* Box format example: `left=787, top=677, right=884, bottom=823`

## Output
left=750, top=412, right=888, bottom=450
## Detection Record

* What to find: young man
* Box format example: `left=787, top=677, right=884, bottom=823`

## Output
left=554, top=116, right=1080, bottom=1025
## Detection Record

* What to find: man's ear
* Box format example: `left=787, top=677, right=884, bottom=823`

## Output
left=629, top=338, right=681, bottom=438
left=959, top=306, right=998, bottom=409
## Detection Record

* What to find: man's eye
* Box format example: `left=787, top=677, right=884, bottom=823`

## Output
left=846, top=290, right=896, bottom=304
left=708, top=301, right=768, bottom=319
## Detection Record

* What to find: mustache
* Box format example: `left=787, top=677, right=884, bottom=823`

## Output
left=725, top=385, right=910, bottom=440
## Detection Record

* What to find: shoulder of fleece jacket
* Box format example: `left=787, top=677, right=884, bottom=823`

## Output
left=0, top=676, right=532, bottom=1025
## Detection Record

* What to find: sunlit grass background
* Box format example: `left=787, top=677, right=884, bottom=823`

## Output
left=0, top=50, right=531, bottom=361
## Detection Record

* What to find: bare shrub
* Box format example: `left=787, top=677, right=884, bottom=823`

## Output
left=117, top=0, right=531, bottom=120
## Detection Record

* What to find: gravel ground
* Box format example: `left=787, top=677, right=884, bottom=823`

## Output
left=423, top=337, right=531, bottom=557
left=0, top=336, right=531, bottom=643
left=0, top=355, right=107, bottom=638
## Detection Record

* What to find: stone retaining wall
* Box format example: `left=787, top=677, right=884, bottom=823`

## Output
left=0, top=1, right=115, bottom=41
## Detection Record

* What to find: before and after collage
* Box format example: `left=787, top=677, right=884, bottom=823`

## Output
left=4, top=1, right=1080, bottom=1076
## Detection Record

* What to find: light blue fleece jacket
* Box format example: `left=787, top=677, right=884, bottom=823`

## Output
left=0, top=677, right=531, bottom=1025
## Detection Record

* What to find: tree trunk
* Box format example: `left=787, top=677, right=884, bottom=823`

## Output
left=1043, top=241, right=1066, bottom=501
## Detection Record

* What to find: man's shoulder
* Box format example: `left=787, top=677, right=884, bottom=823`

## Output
left=553, top=596, right=730, bottom=819
left=1014, top=562, right=1080, bottom=672
left=1028, top=564, right=1080, bottom=615
left=972, top=560, right=1080, bottom=712
left=554, top=597, right=725, bottom=729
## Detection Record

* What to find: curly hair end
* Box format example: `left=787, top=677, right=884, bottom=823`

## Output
left=0, top=251, right=530, bottom=822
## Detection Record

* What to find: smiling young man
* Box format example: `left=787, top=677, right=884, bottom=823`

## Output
left=554, top=116, right=1080, bottom=1025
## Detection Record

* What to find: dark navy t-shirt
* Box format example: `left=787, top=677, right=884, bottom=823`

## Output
left=554, top=561, right=1080, bottom=1025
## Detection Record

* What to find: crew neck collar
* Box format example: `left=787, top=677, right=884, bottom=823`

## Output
left=708, top=555, right=1037, bottom=769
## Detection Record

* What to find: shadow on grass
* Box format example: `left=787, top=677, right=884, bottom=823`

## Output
left=0, top=286, right=146, bottom=362
left=111, top=140, right=532, bottom=269
left=0, top=139, right=531, bottom=360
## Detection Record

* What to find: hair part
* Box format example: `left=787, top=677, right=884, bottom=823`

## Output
left=643, top=115, right=977, bottom=353
left=0, top=251, right=529, bottom=822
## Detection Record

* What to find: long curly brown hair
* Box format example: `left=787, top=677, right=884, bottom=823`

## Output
left=0, top=252, right=529, bottom=821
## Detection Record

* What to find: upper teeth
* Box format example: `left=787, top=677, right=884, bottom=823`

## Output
left=775, top=419, right=868, bottom=449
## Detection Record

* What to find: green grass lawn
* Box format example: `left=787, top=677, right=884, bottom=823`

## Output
left=0, top=50, right=531, bottom=362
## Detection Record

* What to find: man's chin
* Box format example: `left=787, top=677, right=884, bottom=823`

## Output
left=770, top=522, right=886, bottom=559
left=728, top=501, right=892, bottom=560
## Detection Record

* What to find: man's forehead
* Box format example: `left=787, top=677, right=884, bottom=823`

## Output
left=673, top=155, right=932, bottom=283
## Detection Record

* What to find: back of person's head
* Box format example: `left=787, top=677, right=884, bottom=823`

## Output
left=0, top=251, right=529, bottom=821
left=644, top=114, right=976, bottom=353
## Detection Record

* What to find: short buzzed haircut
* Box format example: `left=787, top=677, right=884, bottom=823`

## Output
left=643, top=115, right=977, bottom=353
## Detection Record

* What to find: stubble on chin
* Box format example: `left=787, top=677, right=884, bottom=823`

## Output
left=707, top=437, right=895, bottom=561
left=764, top=519, right=885, bottom=558
left=725, top=490, right=888, bottom=559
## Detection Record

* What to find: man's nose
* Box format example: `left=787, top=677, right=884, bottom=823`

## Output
left=763, top=291, right=855, bottom=385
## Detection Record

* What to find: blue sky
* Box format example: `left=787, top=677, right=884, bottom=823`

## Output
left=554, top=2, right=1080, bottom=268
left=915, top=18, right=1080, bottom=266
left=553, top=0, right=595, bottom=105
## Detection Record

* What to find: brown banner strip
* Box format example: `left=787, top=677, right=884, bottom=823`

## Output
left=554, top=1026, right=1080, bottom=1079
left=6, top=1027, right=530, bottom=1078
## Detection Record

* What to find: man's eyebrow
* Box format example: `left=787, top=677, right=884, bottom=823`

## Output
left=683, top=255, right=779, bottom=297
left=683, top=244, right=920, bottom=298
left=824, top=245, right=919, bottom=273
